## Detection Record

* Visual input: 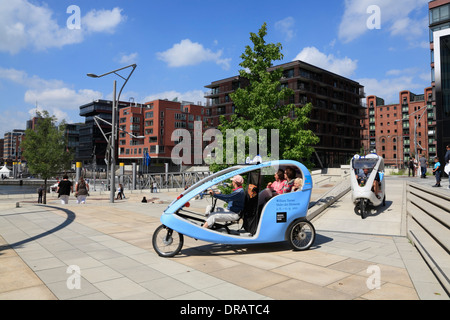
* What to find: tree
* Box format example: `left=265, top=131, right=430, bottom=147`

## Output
left=21, top=111, right=73, bottom=204
left=210, top=22, right=319, bottom=172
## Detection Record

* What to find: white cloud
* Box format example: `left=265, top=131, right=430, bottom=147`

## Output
left=293, top=47, right=358, bottom=77
left=119, top=52, right=139, bottom=64
left=359, top=76, right=426, bottom=104
left=275, top=17, right=296, bottom=41
left=0, top=0, right=125, bottom=54
left=0, top=67, right=102, bottom=123
left=157, top=39, right=231, bottom=70
left=338, top=0, right=428, bottom=43
left=143, top=90, right=206, bottom=105
left=83, top=7, right=126, bottom=34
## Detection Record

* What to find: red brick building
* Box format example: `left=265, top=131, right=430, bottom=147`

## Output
left=362, top=88, right=436, bottom=168
left=117, top=99, right=206, bottom=166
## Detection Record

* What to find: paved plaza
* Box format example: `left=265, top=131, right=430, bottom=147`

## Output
left=0, top=176, right=448, bottom=300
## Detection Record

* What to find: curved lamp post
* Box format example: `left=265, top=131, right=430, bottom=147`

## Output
left=87, top=64, right=137, bottom=203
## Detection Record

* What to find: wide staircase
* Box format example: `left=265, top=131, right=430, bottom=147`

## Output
left=406, top=182, right=450, bottom=296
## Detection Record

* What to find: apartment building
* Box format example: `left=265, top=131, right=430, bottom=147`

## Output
left=205, top=60, right=366, bottom=168
left=362, top=88, right=436, bottom=167
left=117, top=99, right=206, bottom=166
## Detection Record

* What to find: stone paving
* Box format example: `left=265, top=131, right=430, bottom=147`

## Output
left=0, top=176, right=448, bottom=300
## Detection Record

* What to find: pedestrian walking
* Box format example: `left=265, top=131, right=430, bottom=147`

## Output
left=419, top=154, right=428, bottom=179
left=57, top=175, right=73, bottom=204
left=445, top=144, right=450, bottom=189
left=75, top=177, right=89, bottom=204
left=432, top=157, right=442, bottom=188
left=115, top=183, right=125, bottom=200
left=37, top=185, right=44, bottom=203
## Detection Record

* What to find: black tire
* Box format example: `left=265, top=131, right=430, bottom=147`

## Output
left=287, top=220, right=315, bottom=251
left=360, top=200, right=367, bottom=219
left=152, top=225, right=184, bottom=257
left=383, top=195, right=386, bottom=207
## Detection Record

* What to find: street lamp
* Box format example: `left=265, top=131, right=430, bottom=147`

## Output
left=87, top=64, right=137, bottom=203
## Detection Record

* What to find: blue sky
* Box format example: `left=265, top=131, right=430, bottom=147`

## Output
left=0, top=0, right=432, bottom=137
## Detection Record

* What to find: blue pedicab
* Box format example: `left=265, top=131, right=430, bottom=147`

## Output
left=350, top=154, right=386, bottom=219
left=152, top=160, right=316, bottom=257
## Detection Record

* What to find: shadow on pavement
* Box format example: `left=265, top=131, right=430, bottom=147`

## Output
left=0, top=205, right=76, bottom=252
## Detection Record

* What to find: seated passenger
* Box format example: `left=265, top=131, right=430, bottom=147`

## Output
left=202, top=175, right=245, bottom=229
left=357, top=167, right=381, bottom=198
left=280, top=167, right=296, bottom=193
left=266, top=169, right=286, bottom=195
left=292, top=178, right=303, bottom=192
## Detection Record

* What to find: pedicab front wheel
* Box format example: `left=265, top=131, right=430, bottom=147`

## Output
left=287, top=220, right=315, bottom=251
left=152, top=225, right=184, bottom=257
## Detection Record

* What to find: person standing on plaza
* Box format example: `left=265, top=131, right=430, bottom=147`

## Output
left=445, top=145, right=450, bottom=189
left=75, top=177, right=89, bottom=204
left=37, top=185, right=44, bottom=204
left=408, top=158, right=415, bottom=177
left=413, top=157, right=419, bottom=177
left=57, top=175, right=73, bottom=204
left=419, top=154, right=428, bottom=179
left=432, top=157, right=442, bottom=188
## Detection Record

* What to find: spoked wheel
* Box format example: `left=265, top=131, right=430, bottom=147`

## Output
left=152, top=225, right=184, bottom=257
left=287, top=220, right=316, bottom=251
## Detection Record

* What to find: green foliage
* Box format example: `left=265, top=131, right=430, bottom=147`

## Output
left=211, top=22, right=319, bottom=172
left=21, top=111, right=73, bottom=202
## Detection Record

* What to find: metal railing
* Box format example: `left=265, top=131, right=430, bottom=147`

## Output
left=121, top=171, right=212, bottom=192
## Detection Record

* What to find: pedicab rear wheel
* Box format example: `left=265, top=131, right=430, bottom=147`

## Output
left=287, top=220, right=315, bottom=251
left=152, top=225, right=184, bottom=257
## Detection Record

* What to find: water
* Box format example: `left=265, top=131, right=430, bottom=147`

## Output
left=0, top=185, right=41, bottom=195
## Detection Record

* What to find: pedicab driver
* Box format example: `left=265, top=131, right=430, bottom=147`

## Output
left=202, top=175, right=245, bottom=229
left=356, top=166, right=381, bottom=199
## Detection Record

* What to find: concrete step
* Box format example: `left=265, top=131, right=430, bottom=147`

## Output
left=407, top=201, right=450, bottom=253
left=408, top=217, right=450, bottom=296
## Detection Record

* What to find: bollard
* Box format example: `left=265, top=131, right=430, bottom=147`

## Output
left=16, top=202, right=20, bottom=208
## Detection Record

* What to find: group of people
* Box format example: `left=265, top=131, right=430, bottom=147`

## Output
left=408, top=155, right=430, bottom=178
left=55, top=175, right=90, bottom=204
left=202, top=167, right=303, bottom=229
left=408, top=145, right=450, bottom=188
left=53, top=177, right=132, bottom=204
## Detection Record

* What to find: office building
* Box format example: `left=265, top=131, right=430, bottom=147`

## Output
left=3, top=129, right=25, bottom=164
left=79, top=99, right=145, bottom=167
left=429, top=0, right=450, bottom=161
left=205, top=60, right=366, bottom=168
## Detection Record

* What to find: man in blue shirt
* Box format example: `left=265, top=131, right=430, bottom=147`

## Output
left=203, top=175, right=245, bottom=229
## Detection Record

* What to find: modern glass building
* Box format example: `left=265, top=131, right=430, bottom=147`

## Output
left=429, top=0, right=450, bottom=162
